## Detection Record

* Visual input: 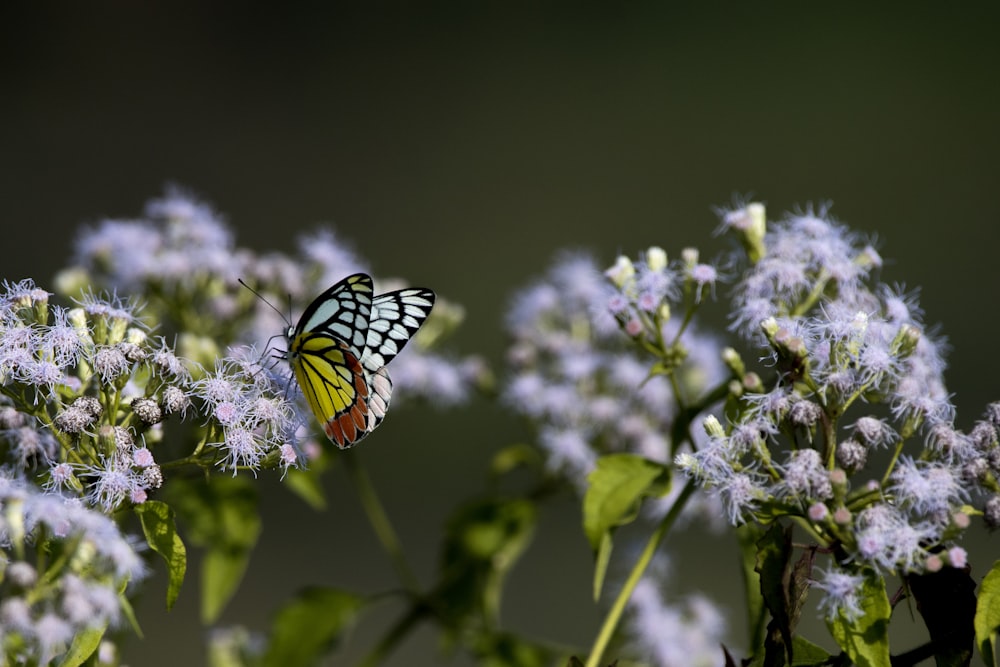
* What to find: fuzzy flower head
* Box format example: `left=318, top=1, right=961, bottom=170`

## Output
left=812, top=566, right=866, bottom=622
left=192, top=349, right=300, bottom=474
left=675, top=201, right=992, bottom=630
left=626, top=574, right=727, bottom=667
left=0, top=281, right=198, bottom=510
left=0, top=473, right=145, bottom=663
left=505, top=253, right=726, bottom=486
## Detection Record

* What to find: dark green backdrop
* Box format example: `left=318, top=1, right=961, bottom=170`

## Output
left=3, top=4, right=999, bottom=666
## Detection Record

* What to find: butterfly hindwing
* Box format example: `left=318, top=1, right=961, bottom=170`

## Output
left=291, top=334, right=370, bottom=448
left=287, top=273, right=374, bottom=448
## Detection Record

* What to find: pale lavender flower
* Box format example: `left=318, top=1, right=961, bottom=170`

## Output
left=74, top=219, right=162, bottom=292
left=505, top=253, right=725, bottom=483
left=81, top=455, right=143, bottom=511
left=0, top=473, right=144, bottom=663
left=538, top=427, right=596, bottom=484
left=627, top=574, right=726, bottom=667
left=195, top=350, right=299, bottom=474
left=297, top=229, right=369, bottom=294
left=888, top=457, right=967, bottom=523
left=849, top=417, right=896, bottom=449
left=714, top=469, right=769, bottom=524
left=384, top=352, right=479, bottom=407
left=687, top=262, right=719, bottom=303
left=776, top=449, right=833, bottom=501
left=91, top=345, right=130, bottom=384
left=854, top=504, right=937, bottom=573
left=812, top=566, right=865, bottom=621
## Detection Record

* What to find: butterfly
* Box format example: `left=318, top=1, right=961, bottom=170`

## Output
left=285, top=273, right=435, bottom=448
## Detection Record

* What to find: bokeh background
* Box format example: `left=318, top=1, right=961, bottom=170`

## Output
left=4, top=3, right=1000, bottom=665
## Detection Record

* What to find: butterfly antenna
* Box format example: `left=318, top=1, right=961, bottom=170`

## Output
left=238, top=278, right=291, bottom=326
left=238, top=278, right=295, bottom=368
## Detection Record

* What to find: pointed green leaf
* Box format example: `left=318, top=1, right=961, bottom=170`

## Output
left=583, top=454, right=669, bottom=600
left=826, top=569, right=890, bottom=667
left=976, top=559, right=1000, bottom=667
left=56, top=624, right=105, bottom=667
left=118, top=576, right=143, bottom=638
left=756, top=522, right=793, bottom=664
left=583, top=454, right=670, bottom=551
left=592, top=533, right=612, bottom=602
left=135, top=500, right=187, bottom=610
left=284, top=466, right=326, bottom=510
left=165, top=476, right=261, bottom=623
left=788, top=636, right=833, bottom=666
left=262, top=587, right=364, bottom=667
left=436, top=497, right=536, bottom=635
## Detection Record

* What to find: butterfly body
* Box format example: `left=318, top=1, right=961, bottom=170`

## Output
left=285, top=273, right=434, bottom=448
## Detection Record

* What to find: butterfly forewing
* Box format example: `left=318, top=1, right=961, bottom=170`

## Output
left=362, top=288, right=435, bottom=371
left=294, top=273, right=373, bottom=359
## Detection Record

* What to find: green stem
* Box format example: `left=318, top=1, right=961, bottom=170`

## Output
left=355, top=603, right=427, bottom=667
left=583, top=479, right=698, bottom=667
left=880, top=438, right=906, bottom=487
left=343, top=450, right=422, bottom=595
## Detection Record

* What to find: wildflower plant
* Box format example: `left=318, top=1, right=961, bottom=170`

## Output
left=0, top=189, right=484, bottom=665
left=501, top=202, right=1000, bottom=666
left=2, top=188, right=998, bottom=667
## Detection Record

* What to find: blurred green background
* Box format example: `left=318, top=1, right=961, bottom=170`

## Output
left=3, top=3, right=999, bottom=665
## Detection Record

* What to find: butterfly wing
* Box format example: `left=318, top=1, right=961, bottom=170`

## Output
left=288, top=273, right=375, bottom=448
left=359, top=287, right=435, bottom=433
left=293, top=273, right=373, bottom=359
left=363, top=287, right=436, bottom=371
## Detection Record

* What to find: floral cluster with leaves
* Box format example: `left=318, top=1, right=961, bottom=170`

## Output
left=1, top=189, right=998, bottom=667
left=0, top=189, right=483, bottom=665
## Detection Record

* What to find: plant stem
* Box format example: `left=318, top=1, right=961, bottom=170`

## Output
left=583, top=478, right=698, bottom=667
left=343, top=450, right=422, bottom=595
left=355, top=603, right=427, bottom=667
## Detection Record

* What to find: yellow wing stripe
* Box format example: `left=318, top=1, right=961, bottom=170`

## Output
left=291, top=332, right=370, bottom=448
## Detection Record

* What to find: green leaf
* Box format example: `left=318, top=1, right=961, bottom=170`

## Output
left=826, top=569, right=890, bottom=667
left=262, top=587, right=364, bottom=667
left=976, top=560, right=1000, bottom=667
left=284, top=465, right=327, bottom=510
left=165, top=476, right=262, bottom=624
left=583, top=454, right=670, bottom=601
left=907, top=564, right=976, bottom=666
left=135, top=500, right=187, bottom=610
left=592, top=533, right=613, bottom=602
left=737, top=523, right=767, bottom=654
left=583, top=455, right=670, bottom=551
left=583, top=454, right=670, bottom=600
left=756, top=522, right=793, bottom=665
left=787, top=636, right=833, bottom=666
left=56, top=624, right=105, bottom=667
left=118, top=578, right=143, bottom=638
left=435, top=497, right=536, bottom=635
